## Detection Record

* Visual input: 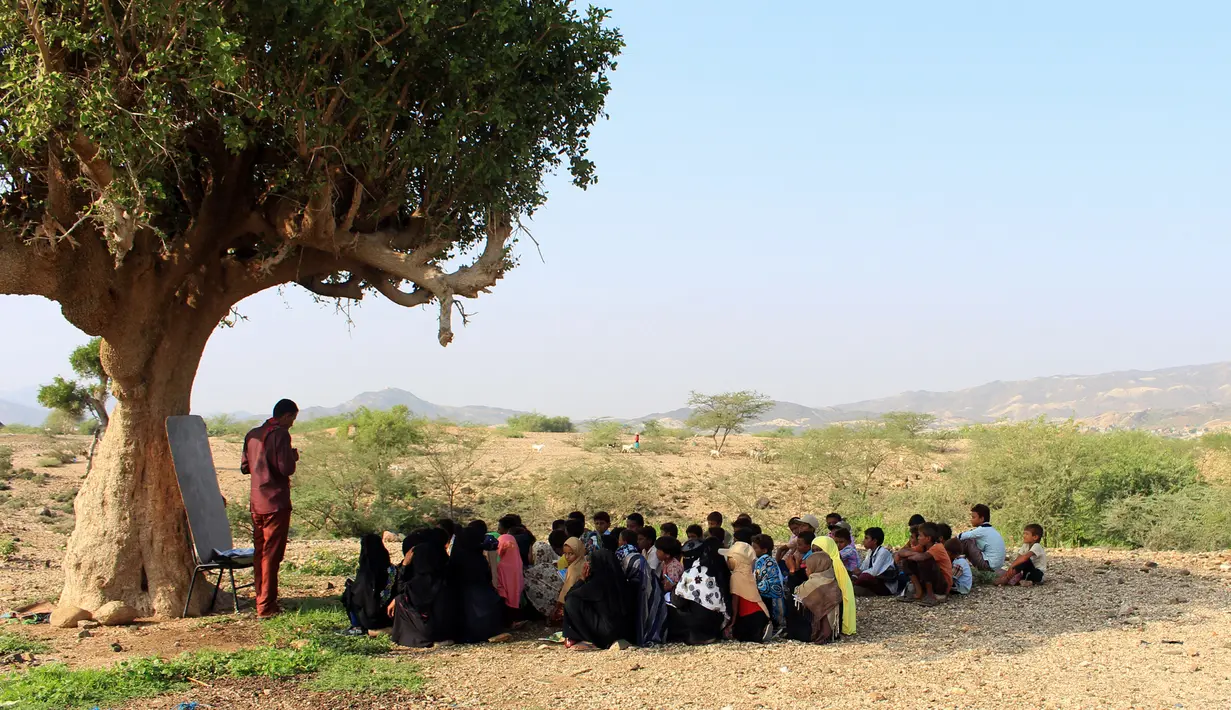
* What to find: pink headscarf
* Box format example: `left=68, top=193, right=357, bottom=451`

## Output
left=495, top=533, right=524, bottom=609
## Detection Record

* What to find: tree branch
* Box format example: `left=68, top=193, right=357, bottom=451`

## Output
left=297, top=271, right=366, bottom=300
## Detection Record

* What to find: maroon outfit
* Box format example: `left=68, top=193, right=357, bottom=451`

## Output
left=241, top=419, right=297, bottom=617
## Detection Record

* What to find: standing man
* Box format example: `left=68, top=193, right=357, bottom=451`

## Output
left=241, top=399, right=299, bottom=619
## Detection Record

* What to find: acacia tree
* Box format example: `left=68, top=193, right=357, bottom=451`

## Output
left=0, top=1, right=621, bottom=617
left=37, top=337, right=110, bottom=430
left=686, top=390, right=773, bottom=452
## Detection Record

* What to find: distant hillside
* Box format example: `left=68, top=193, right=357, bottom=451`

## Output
left=833, top=361, right=1231, bottom=430
left=0, top=399, right=47, bottom=426
left=297, top=388, right=526, bottom=426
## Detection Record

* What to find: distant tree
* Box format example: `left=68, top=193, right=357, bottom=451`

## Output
left=880, top=411, right=936, bottom=438
left=686, top=391, right=774, bottom=452
left=506, top=413, right=574, bottom=433
left=414, top=423, right=520, bottom=520
left=37, top=338, right=110, bottom=431
left=0, top=1, right=621, bottom=617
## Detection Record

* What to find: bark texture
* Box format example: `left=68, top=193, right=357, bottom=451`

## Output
left=59, top=305, right=216, bottom=616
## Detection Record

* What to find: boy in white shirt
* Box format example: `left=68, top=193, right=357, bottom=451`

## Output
left=995, top=524, right=1047, bottom=587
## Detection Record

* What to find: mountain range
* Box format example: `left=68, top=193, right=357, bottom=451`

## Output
left=6, top=361, right=1231, bottom=432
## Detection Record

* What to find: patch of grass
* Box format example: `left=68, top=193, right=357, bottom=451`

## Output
left=261, top=601, right=390, bottom=656
left=310, top=655, right=424, bottom=693
left=50, top=487, right=77, bottom=503
left=0, top=646, right=329, bottom=710
left=0, top=631, right=49, bottom=654
left=33, top=457, right=62, bottom=469
left=0, top=606, right=386, bottom=710
left=0, top=535, right=16, bottom=558
left=283, top=549, right=357, bottom=577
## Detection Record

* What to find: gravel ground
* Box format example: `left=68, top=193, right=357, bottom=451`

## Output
left=103, top=548, right=1231, bottom=710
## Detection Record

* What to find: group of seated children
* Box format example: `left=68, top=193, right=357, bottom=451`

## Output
left=340, top=505, right=1047, bottom=651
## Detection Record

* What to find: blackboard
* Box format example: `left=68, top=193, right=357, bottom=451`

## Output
left=166, top=415, right=235, bottom=564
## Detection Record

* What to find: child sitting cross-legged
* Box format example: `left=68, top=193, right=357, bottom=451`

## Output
left=943, top=538, right=973, bottom=595
left=897, top=523, right=952, bottom=606
left=996, top=524, right=1047, bottom=587
left=831, top=527, right=860, bottom=576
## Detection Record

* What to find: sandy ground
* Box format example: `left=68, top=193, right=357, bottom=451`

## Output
left=4, top=431, right=1231, bottom=709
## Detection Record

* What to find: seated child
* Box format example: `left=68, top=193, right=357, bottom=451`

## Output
left=751, top=533, right=786, bottom=632
left=655, top=536, right=684, bottom=597
left=637, top=526, right=660, bottom=572
left=660, top=522, right=679, bottom=540
left=943, top=538, right=972, bottom=595
left=831, top=528, right=860, bottom=576
left=781, top=530, right=816, bottom=576
left=685, top=524, right=704, bottom=541
left=897, top=523, right=952, bottom=605
left=733, top=526, right=755, bottom=545
left=706, top=526, right=727, bottom=546
left=853, top=527, right=899, bottom=597
left=996, top=524, right=1047, bottom=587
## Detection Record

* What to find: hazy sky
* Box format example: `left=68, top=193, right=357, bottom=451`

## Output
left=3, top=2, right=1230, bottom=418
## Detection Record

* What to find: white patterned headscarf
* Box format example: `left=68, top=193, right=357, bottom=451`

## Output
left=673, top=557, right=728, bottom=620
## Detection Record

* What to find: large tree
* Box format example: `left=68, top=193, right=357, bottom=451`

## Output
left=0, top=0, right=621, bottom=617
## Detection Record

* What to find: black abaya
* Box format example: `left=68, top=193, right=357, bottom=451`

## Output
left=448, top=527, right=504, bottom=643
left=342, top=534, right=393, bottom=631
left=562, top=549, right=633, bottom=648
left=390, top=542, right=454, bottom=648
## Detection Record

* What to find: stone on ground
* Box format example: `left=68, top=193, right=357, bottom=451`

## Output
left=50, top=605, right=92, bottom=628
left=94, top=600, right=140, bottom=626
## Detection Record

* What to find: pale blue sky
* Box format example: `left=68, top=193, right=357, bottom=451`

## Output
left=3, top=1, right=1230, bottom=418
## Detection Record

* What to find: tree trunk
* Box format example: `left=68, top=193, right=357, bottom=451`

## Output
left=58, top=317, right=215, bottom=618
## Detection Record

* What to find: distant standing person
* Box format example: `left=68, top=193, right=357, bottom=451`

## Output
left=634, top=432, right=640, bottom=450
left=242, top=399, right=299, bottom=619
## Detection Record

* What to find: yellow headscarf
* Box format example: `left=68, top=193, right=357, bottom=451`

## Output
left=558, top=537, right=586, bottom=603
left=812, top=535, right=856, bottom=635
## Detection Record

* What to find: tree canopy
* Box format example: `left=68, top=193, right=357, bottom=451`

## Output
left=0, top=0, right=623, bottom=344
left=0, top=1, right=623, bottom=618
left=686, top=390, right=774, bottom=451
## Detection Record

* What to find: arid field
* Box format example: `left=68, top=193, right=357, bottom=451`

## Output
left=2, top=430, right=1231, bottom=709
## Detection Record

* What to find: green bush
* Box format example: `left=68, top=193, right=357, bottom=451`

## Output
left=506, top=413, right=575, bottom=433
left=1101, top=485, right=1231, bottom=551
left=0, top=536, right=14, bottom=558
left=582, top=421, right=627, bottom=451
left=548, top=461, right=663, bottom=516
left=957, top=422, right=1197, bottom=545
left=754, top=427, right=797, bottom=439
left=640, top=420, right=693, bottom=439
left=292, top=407, right=432, bottom=537
left=0, top=446, right=11, bottom=476
left=41, top=410, right=82, bottom=435
left=204, top=414, right=257, bottom=438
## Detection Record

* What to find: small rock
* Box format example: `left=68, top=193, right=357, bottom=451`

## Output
left=1118, top=603, right=1135, bottom=617
left=755, top=496, right=771, bottom=510
left=50, top=605, right=92, bottom=629
left=1079, top=661, right=1091, bottom=668
left=94, top=601, right=140, bottom=626
left=109, top=642, right=123, bottom=652
left=1179, top=569, right=1191, bottom=576
left=37, top=507, right=52, bottom=517
left=607, top=639, right=631, bottom=651
left=324, top=582, right=335, bottom=591
left=721, top=706, right=734, bottom=710
left=77, top=629, right=92, bottom=639
left=1063, top=577, right=1076, bottom=584
left=1117, top=577, right=1125, bottom=584
left=1145, top=561, right=1158, bottom=568
left=536, top=644, right=551, bottom=650
left=779, top=666, right=790, bottom=674
left=79, top=620, right=100, bottom=630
